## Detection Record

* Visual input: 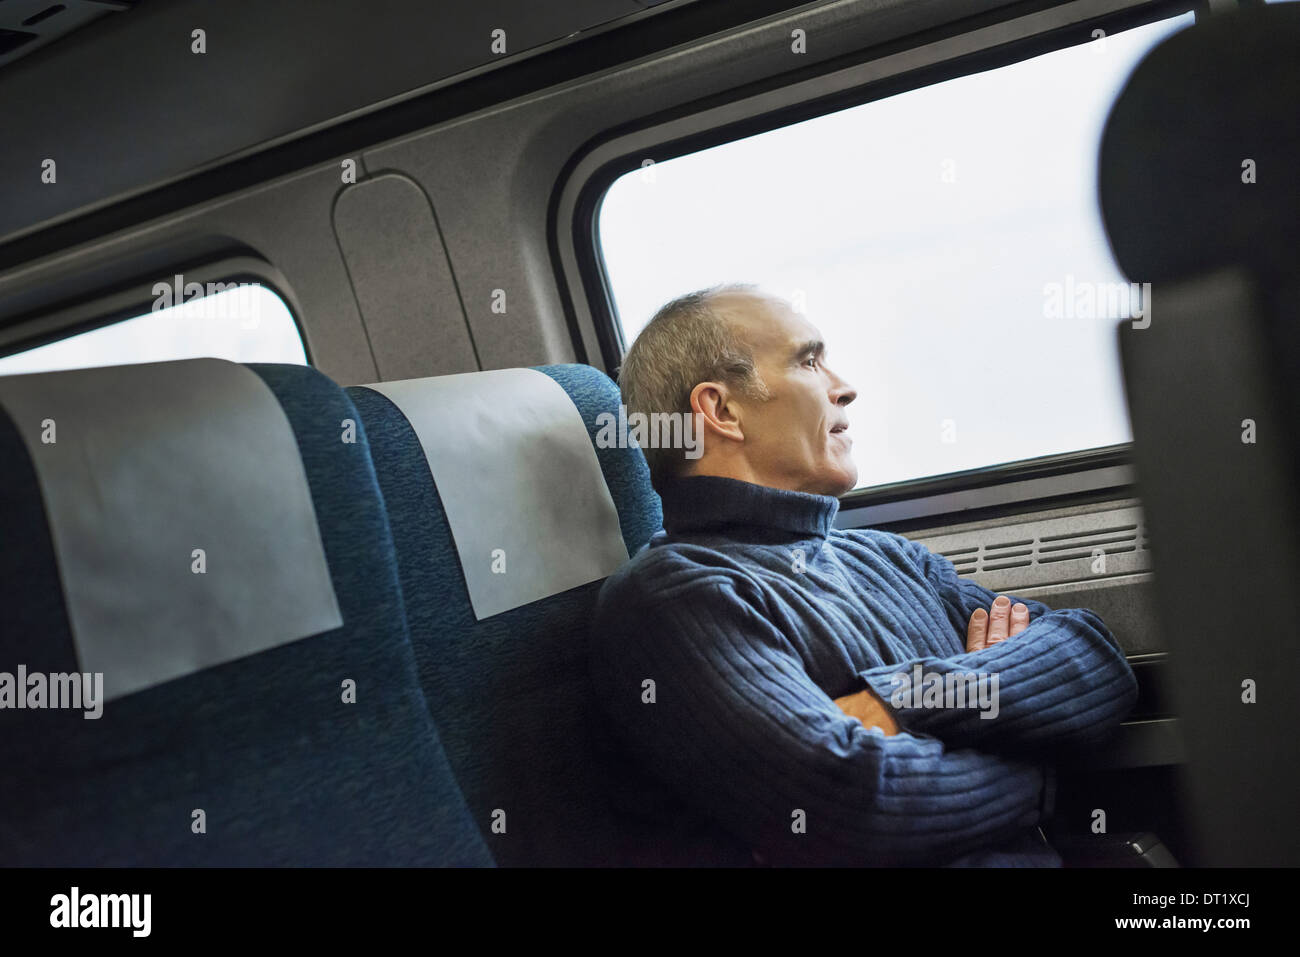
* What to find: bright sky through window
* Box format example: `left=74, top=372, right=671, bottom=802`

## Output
left=0, top=282, right=307, bottom=376
left=599, top=14, right=1194, bottom=490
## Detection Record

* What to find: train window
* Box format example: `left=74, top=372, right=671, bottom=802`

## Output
left=0, top=279, right=307, bottom=376
left=598, top=13, right=1194, bottom=491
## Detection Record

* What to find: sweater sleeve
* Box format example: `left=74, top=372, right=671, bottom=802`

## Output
left=855, top=534, right=1139, bottom=757
left=590, top=568, right=1051, bottom=866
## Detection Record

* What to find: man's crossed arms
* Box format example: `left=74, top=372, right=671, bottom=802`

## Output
left=834, top=594, right=1033, bottom=736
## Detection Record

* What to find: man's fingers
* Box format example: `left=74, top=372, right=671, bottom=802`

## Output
left=970, top=597, right=1030, bottom=651
left=987, top=595, right=1012, bottom=644
left=966, top=608, right=988, bottom=652
left=1009, top=602, right=1030, bottom=637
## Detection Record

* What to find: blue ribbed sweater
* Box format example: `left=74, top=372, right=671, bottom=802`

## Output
left=589, top=475, right=1139, bottom=866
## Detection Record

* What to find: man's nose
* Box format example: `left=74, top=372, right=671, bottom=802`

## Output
left=829, top=369, right=857, bottom=406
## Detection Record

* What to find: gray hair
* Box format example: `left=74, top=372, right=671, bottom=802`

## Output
left=617, top=282, right=771, bottom=489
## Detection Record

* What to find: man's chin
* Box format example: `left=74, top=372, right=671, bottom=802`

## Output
left=810, top=470, right=857, bottom=498
left=826, top=457, right=858, bottom=495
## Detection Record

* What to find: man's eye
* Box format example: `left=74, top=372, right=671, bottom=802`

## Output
left=805, top=356, right=819, bottom=369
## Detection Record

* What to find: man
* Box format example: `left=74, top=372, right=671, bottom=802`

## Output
left=588, top=282, right=1138, bottom=866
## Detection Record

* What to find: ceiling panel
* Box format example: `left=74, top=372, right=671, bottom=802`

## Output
left=0, top=0, right=137, bottom=70
left=0, top=0, right=675, bottom=244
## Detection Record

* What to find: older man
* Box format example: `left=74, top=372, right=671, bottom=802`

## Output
left=589, top=282, right=1137, bottom=866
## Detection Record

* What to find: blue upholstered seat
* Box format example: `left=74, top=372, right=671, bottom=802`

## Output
left=0, top=361, right=492, bottom=866
left=347, top=363, right=662, bottom=865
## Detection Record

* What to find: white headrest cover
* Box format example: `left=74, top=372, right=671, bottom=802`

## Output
left=0, top=358, right=341, bottom=701
left=362, top=368, right=628, bottom=619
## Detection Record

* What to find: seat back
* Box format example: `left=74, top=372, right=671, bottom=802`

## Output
left=0, top=359, right=492, bottom=866
left=348, top=363, right=662, bottom=865
left=1101, top=5, right=1300, bottom=866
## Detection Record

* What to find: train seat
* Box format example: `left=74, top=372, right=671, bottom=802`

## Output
left=347, top=363, right=662, bottom=865
left=0, top=359, right=491, bottom=865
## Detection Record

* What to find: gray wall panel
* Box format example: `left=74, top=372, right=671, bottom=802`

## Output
left=333, top=174, right=478, bottom=380
left=0, top=160, right=379, bottom=384
left=363, top=134, right=582, bottom=370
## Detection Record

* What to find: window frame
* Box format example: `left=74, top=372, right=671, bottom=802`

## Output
left=0, top=255, right=310, bottom=368
left=555, top=0, right=1206, bottom=525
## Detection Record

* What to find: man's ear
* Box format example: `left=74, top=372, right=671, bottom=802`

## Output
left=690, top=381, right=745, bottom=444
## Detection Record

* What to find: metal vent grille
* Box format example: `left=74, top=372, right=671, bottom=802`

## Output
left=918, top=506, right=1151, bottom=589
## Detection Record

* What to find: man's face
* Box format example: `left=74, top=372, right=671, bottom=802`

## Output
left=718, top=293, right=858, bottom=496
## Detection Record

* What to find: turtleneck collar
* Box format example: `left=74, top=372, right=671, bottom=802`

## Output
left=657, top=475, right=840, bottom=539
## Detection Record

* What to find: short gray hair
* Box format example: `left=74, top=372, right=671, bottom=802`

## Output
left=617, top=282, right=771, bottom=489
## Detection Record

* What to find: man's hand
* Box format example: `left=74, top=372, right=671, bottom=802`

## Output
left=835, top=596, right=1032, bottom=730
left=966, top=595, right=1031, bottom=652
left=832, top=687, right=900, bottom=735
